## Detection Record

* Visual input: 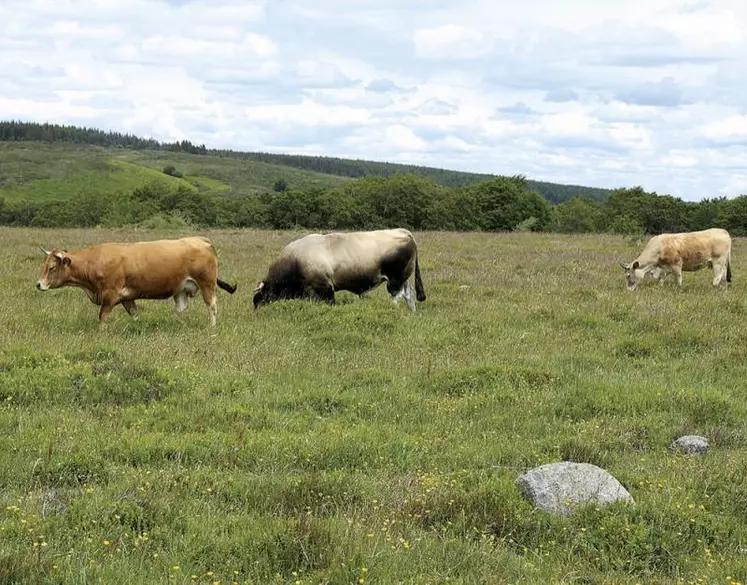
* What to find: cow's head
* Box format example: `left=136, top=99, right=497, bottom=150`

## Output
left=37, top=247, right=72, bottom=291
left=252, top=281, right=267, bottom=309
left=620, top=260, right=644, bottom=291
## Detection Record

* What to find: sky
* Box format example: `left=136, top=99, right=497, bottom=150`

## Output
left=2, top=0, right=747, bottom=201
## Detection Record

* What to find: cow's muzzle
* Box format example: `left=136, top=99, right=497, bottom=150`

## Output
left=36, top=281, right=47, bottom=291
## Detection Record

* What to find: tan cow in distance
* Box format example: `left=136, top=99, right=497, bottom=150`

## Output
left=620, top=228, right=732, bottom=291
left=36, top=236, right=237, bottom=327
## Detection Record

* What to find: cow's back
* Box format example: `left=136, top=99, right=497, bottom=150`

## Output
left=296, top=230, right=413, bottom=274
left=659, top=229, right=730, bottom=269
left=96, top=237, right=217, bottom=297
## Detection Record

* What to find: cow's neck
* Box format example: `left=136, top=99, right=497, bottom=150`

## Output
left=635, top=249, right=660, bottom=271
left=64, top=252, right=100, bottom=295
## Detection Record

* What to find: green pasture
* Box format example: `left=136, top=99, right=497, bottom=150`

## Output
left=1, top=229, right=746, bottom=584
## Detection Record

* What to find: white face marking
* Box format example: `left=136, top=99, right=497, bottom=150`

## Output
left=625, top=266, right=647, bottom=291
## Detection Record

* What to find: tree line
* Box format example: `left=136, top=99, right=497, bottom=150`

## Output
left=2, top=172, right=747, bottom=236
left=0, top=121, right=610, bottom=203
left=0, top=121, right=207, bottom=154
left=0, top=174, right=548, bottom=231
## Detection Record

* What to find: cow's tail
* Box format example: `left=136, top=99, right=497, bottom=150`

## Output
left=414, top=253, right=426, bottom=302
left=217, top=278, right=237, bottom=294
left=727, top=247, right=733, bottom=283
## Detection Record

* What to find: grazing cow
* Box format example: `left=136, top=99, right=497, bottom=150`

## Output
left=36, top=237, right=237, bottom=326
left=253, top=228, right=426, bottom=310
left=620, top=228, right=732, bottom=291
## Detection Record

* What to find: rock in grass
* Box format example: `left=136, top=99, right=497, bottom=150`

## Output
left=669, top=435, right=709, bottom=455
left=516, top=461, right=634, bottom=516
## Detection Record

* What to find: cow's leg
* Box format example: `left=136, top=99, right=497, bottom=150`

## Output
left=174, top=291, right=189, bottom=313
left=311, top=282, right=335, bottom=305
left=98, top=303, right=115, bottom=327
left=672, top=264, right=683, bottom=287
left=175, top=278, right=198, bottom=313
left=122, top=300, right=138, bottom=318
left=198, top=282, right=218, bottom=327
left=711, top=261, right=724, bottom=286
left=403, top=281, right=416, bottom=311
left=391, top=282, right=415, bottom=311
left=97, top=291, right=119, bottom=328
left=387, top=277, right=415, bottom=311
left=321, top=289, right=336, bottom=305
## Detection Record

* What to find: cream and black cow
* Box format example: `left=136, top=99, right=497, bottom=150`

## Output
left=253, top=228, right=426, bottom=310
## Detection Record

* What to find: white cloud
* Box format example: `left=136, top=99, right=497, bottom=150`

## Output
left=2, top=0, right=747, bottom=199
left=140, top=32, right=276, bottom=59
left=47, top=20, right=123, bottom=39
left=243, top=99, right=372, bottom=127
left=413, top=25, right=492, bottom=59
left=660, top=151, right=699, bottom=168
left=701, top=115, right=747, bottom=141
left=385, top=125, right=428, bottom=150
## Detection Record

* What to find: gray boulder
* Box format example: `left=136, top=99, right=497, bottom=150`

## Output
left=516, top=461, right=634, bottom=516
left=669, top=435, right=708, bottom=455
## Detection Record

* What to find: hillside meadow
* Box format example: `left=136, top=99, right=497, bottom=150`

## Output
left=2, top=228, right=747, bottom=584
left=0, top=142, right=348, bottom=202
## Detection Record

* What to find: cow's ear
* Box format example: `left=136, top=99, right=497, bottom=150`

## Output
left=632, top=261, right=639, bottom=270
left=54, top=251, right=71, bottom=266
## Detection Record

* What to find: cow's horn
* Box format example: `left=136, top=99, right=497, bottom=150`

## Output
left=39, top=246, right=50, bottom=256
left=253, top=282, right=265, bottom=293
left=619, top=262, right=629, bottom=270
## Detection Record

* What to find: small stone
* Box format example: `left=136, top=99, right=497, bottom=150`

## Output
left=516, top=461, right=634, bottom=516
left=669, top=435, right=708, bottom=455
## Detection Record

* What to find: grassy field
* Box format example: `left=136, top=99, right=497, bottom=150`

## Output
left=2, top=228, right=747, bottom=584
left=0, top=142, right=349, bottom=202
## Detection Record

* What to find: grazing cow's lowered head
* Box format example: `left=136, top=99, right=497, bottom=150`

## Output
left=37, top=247, right=72, bottom=291
left=619, top=261, right=645, bottom=291
left=252, top=256, right=307, bottom=309
left=253, top=281, right=267, bottom=309
left=254, top=280, right=270, bottom=309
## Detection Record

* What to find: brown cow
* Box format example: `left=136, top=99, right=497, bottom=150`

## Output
left=36, top=236, right=237, bottom=327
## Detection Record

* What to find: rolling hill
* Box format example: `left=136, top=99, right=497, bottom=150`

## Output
left=0, top=141, right=350, bottom=203
left=0, top=121, right=612, bottom=204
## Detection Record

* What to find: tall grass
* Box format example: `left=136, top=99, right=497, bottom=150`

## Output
left=1, top=228, right=747, bottom=584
